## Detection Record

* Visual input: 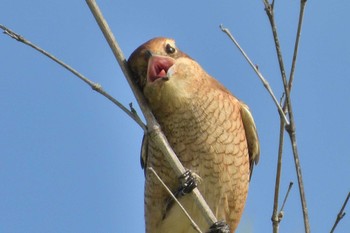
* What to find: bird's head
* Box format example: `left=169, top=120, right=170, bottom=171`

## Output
left=128, top=37, right=203, bottom=112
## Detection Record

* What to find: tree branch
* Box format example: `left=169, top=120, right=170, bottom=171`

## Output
left=271, top=118, right=286, bottom=233
left=85, top=0, right=218, bottom=228
left=271, top=0, right=307, bottom=231
left=279, top=182, right=294, bottom=216
left=272, top=181, right=294, bottom=232
left=288, top=0, right=307, bottom=91
left=0, top=24, right=146, bottom=131
left=219, top=24, right=289, bottom=126
left=330, top=192, right=350, bottom=233
left=262, top=1, right=310, bottom=232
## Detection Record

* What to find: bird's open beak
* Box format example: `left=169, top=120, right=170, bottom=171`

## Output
left=146, top=51, right=175, bottom=83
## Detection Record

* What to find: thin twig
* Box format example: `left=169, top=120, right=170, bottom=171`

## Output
left=219, top=24, right=290, bottom=126
left=148, top=167, right=203, bottom=233
left=271, top=0, right=275, bottom=9
left=271, top=119, right=286, bottom=233
left=0, top=24, right=146, bottom=131
left=85, top=0, right=218, bottom=227
left=272, top=182, right=294, bottom=230
left=330, top=192, right=350, bottom=233
left=279, top=182, right=294, bottom=215
left=288, top=0, right=307, bottom=91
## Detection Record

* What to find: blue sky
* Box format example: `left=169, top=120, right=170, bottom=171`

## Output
left=1, top=1, right=349, bottom=233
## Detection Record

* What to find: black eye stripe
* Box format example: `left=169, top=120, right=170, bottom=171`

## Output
left=165, top=44, right=176, bottom=54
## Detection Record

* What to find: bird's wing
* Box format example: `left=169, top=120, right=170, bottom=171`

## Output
left=140, top=133, right=149, bottom=175
left=240, top=102, right=260, bottom=179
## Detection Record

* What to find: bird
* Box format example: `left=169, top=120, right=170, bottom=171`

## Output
left=128, top=37, right=260, bottom=233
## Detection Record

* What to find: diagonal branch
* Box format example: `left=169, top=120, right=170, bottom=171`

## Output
left=288, top=0, right=307, bottom=90
left=279, top=182, right=294, bottom=215
left=148, top=167, right=203, bottom=233
left=272, top=181, right=294, bottom=232
left=0, top=24, right=146, bottom=131
left=330, top=192, right=350, bottom=233
left=220, top=24, right=289, bottom=126
left=85, top=0, right=218, bottom=228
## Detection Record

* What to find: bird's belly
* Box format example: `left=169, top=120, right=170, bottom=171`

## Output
left=146, top=102, right=250, bottom=232
left=145, top=150, right=249, bottom=233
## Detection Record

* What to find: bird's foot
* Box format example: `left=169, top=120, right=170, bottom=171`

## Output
left=206, top=221, right=230, bottom=233
left=163, top=170, right=198, bottom=219
left=175, top=170, right=198, bottom=197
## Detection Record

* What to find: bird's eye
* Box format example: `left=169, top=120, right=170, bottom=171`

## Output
left=165, top=44, right=176, bottom=54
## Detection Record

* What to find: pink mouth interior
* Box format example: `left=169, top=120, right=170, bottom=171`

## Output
left=147, top=56, right=175, bottom=82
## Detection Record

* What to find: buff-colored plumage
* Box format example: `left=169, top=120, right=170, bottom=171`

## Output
left=128, top=37, right=260, bottom=233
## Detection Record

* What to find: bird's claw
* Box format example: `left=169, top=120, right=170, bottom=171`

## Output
left=206, top=221, right=230, bottom=233
left=163, top=170, right=198, bottom=219
left=175, top=170, right=198, bottom=197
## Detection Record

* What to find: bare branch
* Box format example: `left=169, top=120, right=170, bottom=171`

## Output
left=279, top=182, right=294, bottom=215
left=262, top=1, right=311, bottom=232
left=271, top=120, right=286, bottom=233
left=219, top=24, right=290, bottom=126
left=0, top=24, right=146, bottom=131
left=148, top=167, right=203, bottom=233
left=272, top=181, right=294, bottom=232
left=330, top=192, right=350, bottom=233
left=288, top=0, right=307, bottom=91
left=272, top=3, right=305, bottom=217
left=85, top=0, right=218, bottom=227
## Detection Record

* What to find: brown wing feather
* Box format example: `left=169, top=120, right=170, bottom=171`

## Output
left=240, top=102, right=260, bottom=179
